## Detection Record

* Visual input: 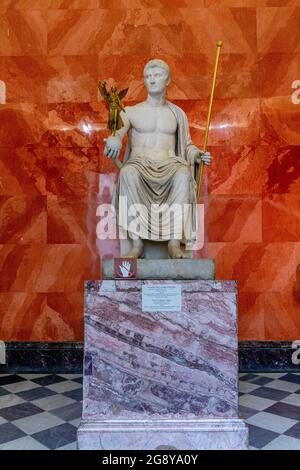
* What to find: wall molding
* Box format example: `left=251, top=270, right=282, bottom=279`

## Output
left=0, top=341, right=299, bottom=374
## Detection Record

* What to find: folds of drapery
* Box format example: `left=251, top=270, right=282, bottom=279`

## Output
left=112, top=101, right=200, bottom=248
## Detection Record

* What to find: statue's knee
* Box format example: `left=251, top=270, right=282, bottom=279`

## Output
left=174, top=167, right=190, bottom=183
left=120, top=165, right=138, bottom=182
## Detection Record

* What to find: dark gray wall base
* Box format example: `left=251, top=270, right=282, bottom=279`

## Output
left=0, top=341, right=299, bottom=374
left=239, top=341, right=300, bottom=372
left=0, top=342, right=83, bottom=374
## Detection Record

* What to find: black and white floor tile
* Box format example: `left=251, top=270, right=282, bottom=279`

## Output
left=0, top=374, right=82, bottom=450
left=0, top=372, right=299, bottom=450
left=239, top=372, right=300, bottom=450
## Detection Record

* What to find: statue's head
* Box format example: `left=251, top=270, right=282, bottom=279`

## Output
left=111, top=85, right=117, bottom=93
left=143, top=59, right=170, bottom=95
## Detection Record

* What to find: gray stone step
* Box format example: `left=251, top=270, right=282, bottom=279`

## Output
left=102, top=258, right=215, bottom=280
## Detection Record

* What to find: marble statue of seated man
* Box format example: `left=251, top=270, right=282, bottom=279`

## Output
left=104, top=59, right=212, bottom=259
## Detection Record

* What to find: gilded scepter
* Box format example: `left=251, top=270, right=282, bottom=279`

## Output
left=197, top=41, right=223, bottom=202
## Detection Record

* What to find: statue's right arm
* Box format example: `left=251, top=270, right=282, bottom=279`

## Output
left=104, top=108, right=131, bottom=160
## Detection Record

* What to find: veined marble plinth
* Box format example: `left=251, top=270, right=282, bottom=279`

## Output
left=77, top=280, right=248, bottom=450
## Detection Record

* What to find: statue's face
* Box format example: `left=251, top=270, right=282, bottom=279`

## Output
left=144, top=66, right=169, bottom=95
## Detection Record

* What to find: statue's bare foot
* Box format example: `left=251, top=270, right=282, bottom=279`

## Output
left=168, top=240, right=188, bottom=259
left=125, top=239, right=144, bottom=259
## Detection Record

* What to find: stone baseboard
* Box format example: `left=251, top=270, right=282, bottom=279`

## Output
left=77, top=418, right=248, bottom=450
left=102, top=258, right=215, bottom=280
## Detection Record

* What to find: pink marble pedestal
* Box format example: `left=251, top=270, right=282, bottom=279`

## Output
left=77, top=280, right=248, bottom=450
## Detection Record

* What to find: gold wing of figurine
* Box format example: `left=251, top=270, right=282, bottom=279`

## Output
left=118, top=88, right=128, bottom=100
left=98, top=80, right=110, bottom=102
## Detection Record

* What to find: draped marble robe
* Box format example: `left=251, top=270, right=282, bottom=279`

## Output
left=113, top=101, right=200, bottom=249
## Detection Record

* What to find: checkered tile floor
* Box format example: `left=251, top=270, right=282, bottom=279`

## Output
left=0, top=372, right=299, bottom=450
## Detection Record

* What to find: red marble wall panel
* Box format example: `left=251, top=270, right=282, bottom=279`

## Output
left=205, top=2, right=300, bottom=5
left=257, top=53, right=300, bottom=97
left=180, top=7, right=257, bottom=54
left=238, top=292, right=265, bottom=340
left=262, top=194, right=300, bottom=241
left=260, top=97, right=300, bottom=145
left=0, top=104, right=47, bottom=146
left=0, top=10, right=47, bottom=56
left=207, top=144, right=300, bottom=196
left=47, top=56, right=99, bottom=103
left=0, top=3, right=299, bottom=341
left=0, top=244, right=99, bottom=293
left=208, top=242, right=300, bottom=339
left=239, top=291, right=300, bottom=341
left=47, top=196, right=100, bottom=244
left=0, top=57, right=49, bottom=103
left=0, top=292, right=83, bottom=341
left=47, top=102, right=103, bottom=147
left=262, top=146, right=300, bottom=195
left=207, top=145, right=268, bottom=195
left=257, top=7, right=300, bottom=53
left=0, top=146, right=47, bottom=196
left=0, top=292, right=47, bottom=341
left=96, top=1, right=206, bottom=8
left=208, top=242, right=300, bottom=292
left=47, top=9, right=115, bottom=56
left=0, top=196, right=47, bottom=243
left=205, top=195, right=262, bottom=242
left=46, top=148, right=100, bottom=197
left=179, top=98, right=261, bottom=147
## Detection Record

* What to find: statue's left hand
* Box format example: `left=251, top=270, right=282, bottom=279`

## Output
left=104, top=135, right=122, bottom=159
left=196, top=151, right=212, bottom=166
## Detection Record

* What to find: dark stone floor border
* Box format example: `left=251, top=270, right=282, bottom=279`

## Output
left=238, top=341, right=300, bottom=373
left=0, top=341, right=299, bottom=374
left=0, top=342, right=83, bottom=374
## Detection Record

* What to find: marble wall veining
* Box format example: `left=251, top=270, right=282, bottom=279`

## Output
left=0, top=1, right=299, bottom=341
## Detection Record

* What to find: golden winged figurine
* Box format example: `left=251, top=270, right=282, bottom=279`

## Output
left=98, top=80, right=128, bottom=136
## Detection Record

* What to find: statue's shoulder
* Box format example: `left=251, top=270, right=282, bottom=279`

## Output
left=124, top=101, right=146, bottom=116
left=166, top=100, right=188, bottom=121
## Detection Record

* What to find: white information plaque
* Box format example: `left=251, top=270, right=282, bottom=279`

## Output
left=142, top=284, right=182, bottom=312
